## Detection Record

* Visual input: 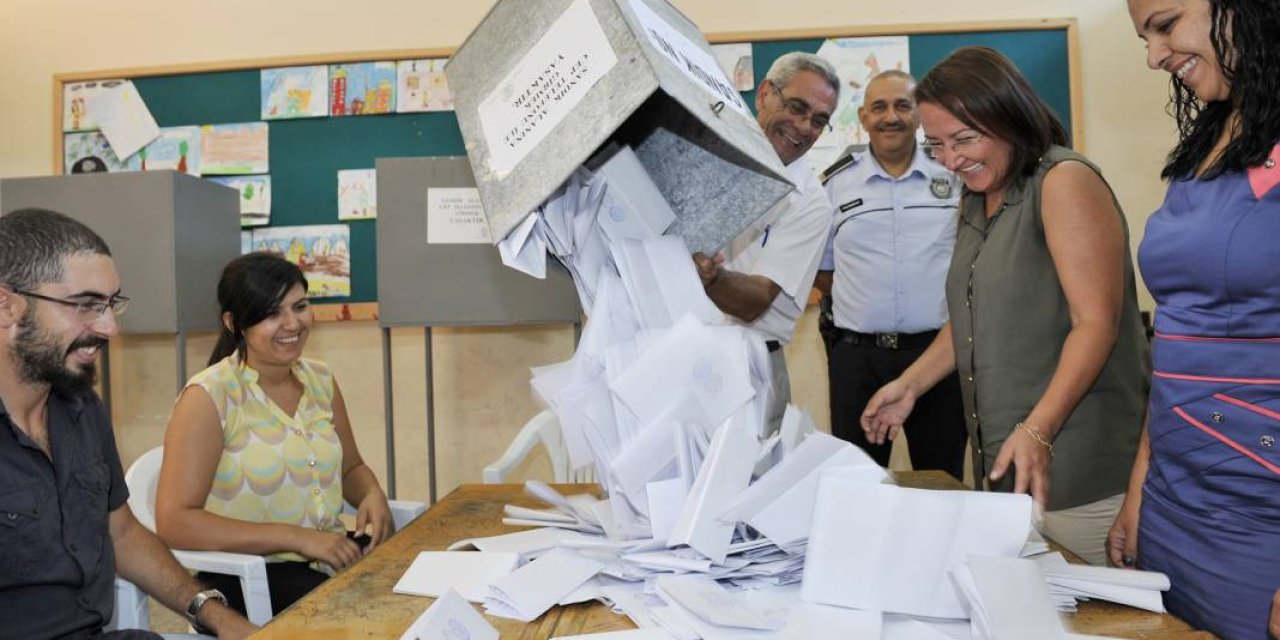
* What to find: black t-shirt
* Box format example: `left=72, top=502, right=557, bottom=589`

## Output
left=0, top=390, right=158, bottom=639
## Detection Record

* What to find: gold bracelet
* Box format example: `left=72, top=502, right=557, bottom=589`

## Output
left=1015, top=422, right=1054, bottom=457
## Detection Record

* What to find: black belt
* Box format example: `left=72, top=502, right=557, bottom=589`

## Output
left=834, top=328, right=938, bottom=350
left=765, top=340, right=782, bottom=353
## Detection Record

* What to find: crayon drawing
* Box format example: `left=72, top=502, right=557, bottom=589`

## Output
left=64, top=131, right=138, bottom=174
left=241, top=231, right=255, bottom=255
left=63, top=79, right=126, bottom=132
left=396, top=59, right=454, bottom=112
left=337, top=169, right=377, bottom=220
left=330, top=62, right=396, bottom=116
left=201, top=122, right=269, bottom=175
left=210, top=175, right=272, bottom=227
left=712, top=44, right=754, bottom=92
left=87, top=80, right=160, bottom=161
left=261, top=65, right=329, bottom=119
left=137, top=126, right=202, bottom=175
left=252, top=224, right=351, bottom=298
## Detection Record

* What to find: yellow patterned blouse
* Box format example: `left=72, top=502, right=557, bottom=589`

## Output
left=188, top=355, right=345, bottom=563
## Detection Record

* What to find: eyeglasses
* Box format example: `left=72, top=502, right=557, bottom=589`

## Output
left=923, top=132, right=985, bottom=161
left=766, top=80, right=833, bottom=133
left=14, top=289, right=130, bottom=319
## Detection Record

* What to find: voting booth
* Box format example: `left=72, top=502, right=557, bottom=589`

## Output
left=448, top=0, right=793, bottom=253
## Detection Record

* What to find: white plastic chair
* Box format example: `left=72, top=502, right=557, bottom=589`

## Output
left=122, top=446, right=425, bottom=627
left=107, top=577, right=149, bottom=631
left=483, top=409, right=596, bottom=484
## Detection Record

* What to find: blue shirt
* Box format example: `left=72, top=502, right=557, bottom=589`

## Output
left=820, top=148, right=959, bottom=333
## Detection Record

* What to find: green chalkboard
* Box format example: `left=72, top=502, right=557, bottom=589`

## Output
left=130, top=71, right=465, bottom=304
left=69, top=22, right=1073, bottom=306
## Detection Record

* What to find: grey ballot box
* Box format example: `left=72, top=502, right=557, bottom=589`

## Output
left=448, top=0, right=794, bottom=254
left=0, top=171, right=240, bottom=334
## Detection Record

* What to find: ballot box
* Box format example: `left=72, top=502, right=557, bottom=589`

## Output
left=448, top=0, right=793, bottom=254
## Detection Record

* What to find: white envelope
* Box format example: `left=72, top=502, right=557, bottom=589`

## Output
left=667, top=419, right=759, bottom=564
left=717, top=432, right=887, bottom=548
left=498, top=212, right=548, bottom=279
left=601, top=583, right=667, bottom=630
left=881, top=615, right=970, bottom=640
left=646, top=477, right=688, bottom=543
left=485, top=547, right=604, bottom=622
left=654, top=575, right=775, bottom=630
left=961, top=555, right=1067, bottom=640
left=399, top=588, right=498, bottom=640
left=446, top=527, right=587, bottom=560
left=393, top=551, right=520, bottom=603
left=553, top=631, right=675, bottom=640
left=801, top=479, right=1032, bottom=619
left=610, top=316, right=754, bottom=431
left=593, top=144, right=676, bottom=242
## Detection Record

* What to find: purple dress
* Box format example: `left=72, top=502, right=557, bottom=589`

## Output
left=1137, top=147, right=1280, bottom=640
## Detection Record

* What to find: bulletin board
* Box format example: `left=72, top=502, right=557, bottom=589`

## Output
left=50, top=18, right=1079, bottom=319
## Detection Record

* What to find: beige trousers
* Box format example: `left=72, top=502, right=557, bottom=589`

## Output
left=1038, top=492, right=1125, bottom=566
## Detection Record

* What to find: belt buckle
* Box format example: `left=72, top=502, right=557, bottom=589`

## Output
left=876, top=333, right=899, bottom=349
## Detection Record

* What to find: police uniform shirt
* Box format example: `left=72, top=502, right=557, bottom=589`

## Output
left=723, top=155, right=834, bottom=343
left=820, top=148, right=960, bottom=334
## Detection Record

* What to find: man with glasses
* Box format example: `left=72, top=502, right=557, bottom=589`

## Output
left=693, top=52, right=838, bottom=434
left=0, top=208, right=255, bottom=639
left=814, top=70, right=967, bottom=480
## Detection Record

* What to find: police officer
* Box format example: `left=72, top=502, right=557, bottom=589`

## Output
left=814, top=70, right=968, bottom=479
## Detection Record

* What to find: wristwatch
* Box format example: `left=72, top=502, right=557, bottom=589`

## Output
left=185, top=588, right=228, bottom=632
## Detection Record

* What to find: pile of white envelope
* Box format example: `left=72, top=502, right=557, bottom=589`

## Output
left=396, top=146, right=1173, bottom=640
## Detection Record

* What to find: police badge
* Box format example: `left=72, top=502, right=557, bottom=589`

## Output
left=930, top=175, right=953, bottom=199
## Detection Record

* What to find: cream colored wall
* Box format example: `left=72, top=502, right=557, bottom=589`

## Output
left=0, top=0, right=1175, bottom=503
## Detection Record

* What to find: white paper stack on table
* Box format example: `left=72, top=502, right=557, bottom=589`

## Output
left=1034, top=553, right=1170, bottom=613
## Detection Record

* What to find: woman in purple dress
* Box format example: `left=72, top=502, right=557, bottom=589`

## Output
left=1112, top=1, right=1280, bottom=638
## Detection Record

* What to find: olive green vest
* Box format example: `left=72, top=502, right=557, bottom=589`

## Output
left=947, top=145, right=1148, bottom=510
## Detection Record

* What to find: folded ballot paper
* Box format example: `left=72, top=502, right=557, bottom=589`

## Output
left=1034, top=552, right=1170, bottom=613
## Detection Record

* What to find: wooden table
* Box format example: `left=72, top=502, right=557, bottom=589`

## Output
left=251, top=473, right=1212, bottom=639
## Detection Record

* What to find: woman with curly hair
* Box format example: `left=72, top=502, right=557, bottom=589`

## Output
left=1111, top=1, right=1280, bottom=638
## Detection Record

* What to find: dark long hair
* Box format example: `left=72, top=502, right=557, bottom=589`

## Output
left=1162, top=0, right=1280, bottom=180
left=915, top=46, right=1068, bottom=192
left=208, top=252, right=309, bottom=366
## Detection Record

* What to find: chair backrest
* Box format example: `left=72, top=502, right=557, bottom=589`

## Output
left=483, top=410, right=595, bottom=484
left=125, top=446, right=165, bottom=533
left=129, top=444, right=425, bottom=532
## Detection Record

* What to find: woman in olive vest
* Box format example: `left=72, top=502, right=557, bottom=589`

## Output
left=859, top=46, right=1147, bottom=565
